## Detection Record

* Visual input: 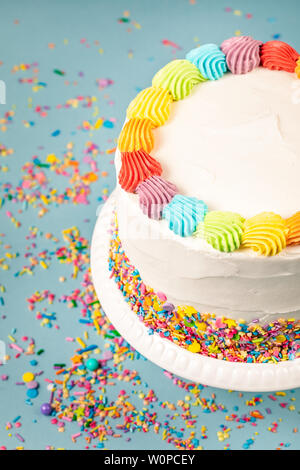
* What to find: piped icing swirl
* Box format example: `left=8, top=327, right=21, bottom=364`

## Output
left=296, top=58, right=300, bottom=78
left=126, top=87, right=173, bottom=126
left=186, top=44, right=227, bottom=80
left=286, top=212, right=300, bottom=246
left=136, top=175, right=178, bottom=220
left=241, top=212, right=288, bottom=256
left=260, top=40, right=300, bottom=73
left=163, top=195, right=208, bottom=237
left=119, top=150, right=162, bottom=193
left=118, top=118, right=155, bottom=153
left=152, top=59, right=206, bottom=101
left=194, top=211, right=245, bottom=252
left=220, top=36, right=262, bottom=74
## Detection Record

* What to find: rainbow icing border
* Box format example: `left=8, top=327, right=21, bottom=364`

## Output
left=117, top=37, right=300, bottom=256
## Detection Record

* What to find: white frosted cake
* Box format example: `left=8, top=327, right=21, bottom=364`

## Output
left=109, top=37, right=300, bottom=362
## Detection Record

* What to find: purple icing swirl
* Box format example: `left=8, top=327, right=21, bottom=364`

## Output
left=136, top=175, right=178, bottom=220
left=220, top=36, right=263, bottom=74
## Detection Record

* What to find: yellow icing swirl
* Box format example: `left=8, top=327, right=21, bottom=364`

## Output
left=241, top=212, right=288, bottom=256
left=127, top=87, right=173, bottom=126
left=118, top=118, right=155, bottom=153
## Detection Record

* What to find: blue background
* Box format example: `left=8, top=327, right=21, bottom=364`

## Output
left=0, top=0, right=300, bottom=450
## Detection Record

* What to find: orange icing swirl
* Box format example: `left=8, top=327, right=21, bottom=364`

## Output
left=118, top=118, right=155, bottom=153
left=126, top=87, right=173, bottom=126
left=286, top=211, right=300, bottom=246
left=241, top=212, right=288, bottom=256
left=295, top=58, right=300, bottom=78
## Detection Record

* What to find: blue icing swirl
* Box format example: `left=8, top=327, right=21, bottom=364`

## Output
left=162, top=195, right=208, bottom=237
left=186, top=44, right=227, bottom=80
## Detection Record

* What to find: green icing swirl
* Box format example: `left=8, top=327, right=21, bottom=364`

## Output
left=195, top=211, right=245, bottom=252
left=152, top=59, right=206, bottom=101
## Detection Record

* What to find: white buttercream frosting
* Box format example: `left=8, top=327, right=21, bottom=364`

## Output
left=151, top=67, right=300, bottom=218
left=114, top=66, right=300, bottom=322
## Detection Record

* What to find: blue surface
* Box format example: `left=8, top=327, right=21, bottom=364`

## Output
left=1, top=0, right=300, bottom=450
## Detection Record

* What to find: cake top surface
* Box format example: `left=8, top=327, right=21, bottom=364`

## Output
left=151, top=67, right=300, bottom=218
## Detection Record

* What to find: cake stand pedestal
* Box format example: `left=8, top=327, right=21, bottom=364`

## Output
left=91, top=191, right=300, bottom=392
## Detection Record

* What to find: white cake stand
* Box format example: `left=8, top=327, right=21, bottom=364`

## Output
left=91, top=191, right=300, bottom=392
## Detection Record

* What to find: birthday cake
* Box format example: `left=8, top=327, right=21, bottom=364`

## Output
left=109, top=37, right=300, bottom=363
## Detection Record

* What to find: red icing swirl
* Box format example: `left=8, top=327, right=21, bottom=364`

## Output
left=260, top=40, right=300, bottom=73
left=119, top=150, right=162, bottom=193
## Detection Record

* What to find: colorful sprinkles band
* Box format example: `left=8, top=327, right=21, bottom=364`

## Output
left=108, top=213, right=300, bottom=363
left=116, top=37, right=300, bottom=256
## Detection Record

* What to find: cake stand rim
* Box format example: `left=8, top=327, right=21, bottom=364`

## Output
left=90, top=190, right=300, bottom=392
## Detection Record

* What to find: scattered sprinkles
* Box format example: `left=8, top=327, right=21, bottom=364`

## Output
left=0, top=141, right=108, bottom=215
left=0, top=1, right=299, bottom=452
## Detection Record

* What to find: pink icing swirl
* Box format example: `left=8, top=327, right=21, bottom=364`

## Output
left=220, top=36, right=263, bottom=74
left=136, top=175, right=178, bottom=220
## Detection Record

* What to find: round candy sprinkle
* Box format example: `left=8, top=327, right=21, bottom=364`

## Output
left=26, top=380, right=39, bottom=389
left=26, top=388, right=39, bottom=399
left=22, top=372, right=35, bottom=383
left=40, top=403, right=52, bottom=416
left=86, top=358, right=99, bottom=371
